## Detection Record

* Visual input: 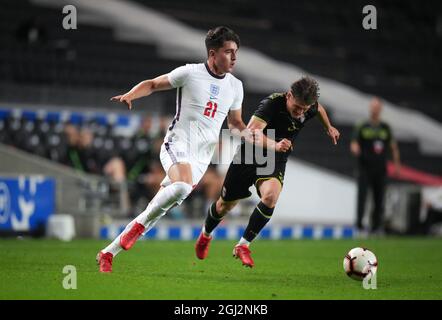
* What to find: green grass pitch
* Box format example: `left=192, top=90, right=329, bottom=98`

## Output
left=1, top=238, right=441, bottom=299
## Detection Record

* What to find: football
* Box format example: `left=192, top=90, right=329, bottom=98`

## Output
left=343, top=247, right=378, bottom=281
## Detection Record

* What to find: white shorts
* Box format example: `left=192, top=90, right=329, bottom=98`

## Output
left=159, top=141, right=210, bottom=188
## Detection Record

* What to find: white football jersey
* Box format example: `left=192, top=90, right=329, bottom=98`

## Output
left=165, top=63, right=243, bottom=164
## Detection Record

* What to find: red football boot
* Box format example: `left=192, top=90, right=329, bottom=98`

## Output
left=233, top=244, right=254, bottom=268
left=195, top=232, right=212, bottom=260
left=120, top=222, right=145, bottom=250
left=96, top=252, right=113, bottom=273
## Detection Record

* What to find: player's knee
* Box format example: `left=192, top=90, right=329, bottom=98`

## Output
left=171, top=181, right=193, bottom=202
left=260, top=191, right=279, bottom=208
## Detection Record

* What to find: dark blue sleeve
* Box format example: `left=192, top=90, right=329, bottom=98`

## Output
left=253, top=96, right=275, bottom=124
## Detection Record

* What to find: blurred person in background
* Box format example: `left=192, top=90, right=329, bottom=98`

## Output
left=152, top=115, right=172, bottom=155
left=143, top=160, right=165, bottom=197
left=200, top=165, right=223, bottom=204
left=64, top=124, right=99, bottom=174
left=79, top=125, right=132, bottom=214
left=351, top=97, right=401, bottom=236
left=184, top=164, right=224, bottom=220
left=64, top=123, right=82, bottom=170
left=64, top=122, right=129, bottom=195
left=125, top=116, right=155, bottom=211
left=78, top=127, right=101, bottom=175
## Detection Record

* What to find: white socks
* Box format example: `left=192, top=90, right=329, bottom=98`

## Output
left=202, top=226, right=211, bottom=237
left=238, top=237, right=250, bottom=247
left=101, top=181, right=193, bottom=257
left=202, top=230, right=251, bottom=247
left=101, top=220, right=136, bottom=256
left=136, top=181, right=192, bottom=232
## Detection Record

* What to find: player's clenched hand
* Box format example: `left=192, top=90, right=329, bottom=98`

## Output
left=110, top=93, right=134, bottom=110
left=276, top=139, right=292, bottom=152
left=327, top=126, right=340, bottom=145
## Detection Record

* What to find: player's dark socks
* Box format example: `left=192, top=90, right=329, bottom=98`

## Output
left=243, top=202, right=274, bottom=242
left=204, top=202, right=223, bottom=234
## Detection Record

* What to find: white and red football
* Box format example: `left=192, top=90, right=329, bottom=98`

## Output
left=343, top=247, right=378, bottom=281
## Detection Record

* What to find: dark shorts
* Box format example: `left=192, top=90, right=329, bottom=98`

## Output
left=221, top=161, right=286, bottom=202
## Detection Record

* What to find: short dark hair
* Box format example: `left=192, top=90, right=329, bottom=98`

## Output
left=205, top=26, right=240, bottom=55
left=290, top=76, right=320, bottom=105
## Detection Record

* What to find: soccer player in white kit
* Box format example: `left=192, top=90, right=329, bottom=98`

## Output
left=97, top=27, right=247, bottom=272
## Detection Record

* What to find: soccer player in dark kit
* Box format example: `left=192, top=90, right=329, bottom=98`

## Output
left=195, top=76, right=341, bottom=267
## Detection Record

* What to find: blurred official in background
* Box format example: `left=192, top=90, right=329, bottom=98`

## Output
left=351, top=97, right=401, bottom=235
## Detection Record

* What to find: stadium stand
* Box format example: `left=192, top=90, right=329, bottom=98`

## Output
left=1, top=0, right=441, bottom=180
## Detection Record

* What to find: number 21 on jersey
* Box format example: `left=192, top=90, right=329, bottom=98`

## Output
left=204, top=101, right=217, bottom=118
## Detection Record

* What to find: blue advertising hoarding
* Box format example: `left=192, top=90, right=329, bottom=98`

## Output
left=0, top=176, right=55, bottom=232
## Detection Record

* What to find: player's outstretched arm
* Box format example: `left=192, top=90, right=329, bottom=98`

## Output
left=317, top=103, right=340, bottom=145
left=110, top=74, right=172, bottom=110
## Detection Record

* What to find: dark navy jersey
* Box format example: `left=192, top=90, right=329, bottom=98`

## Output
left=240, top=92, right=319, bottom=164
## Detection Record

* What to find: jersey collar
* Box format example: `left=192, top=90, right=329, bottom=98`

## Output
left=204, top=62, right=226, bottom=79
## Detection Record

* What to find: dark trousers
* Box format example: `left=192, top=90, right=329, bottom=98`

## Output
left=356, top=167, right=386, bottom=231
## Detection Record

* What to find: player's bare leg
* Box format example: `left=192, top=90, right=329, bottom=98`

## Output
left=195, top=198, right=238, bottom=259
left=98, top=163, right=193, bottom=272
left=234, top=178, right=281, bottom=268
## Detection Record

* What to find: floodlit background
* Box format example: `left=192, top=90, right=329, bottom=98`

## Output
left=0, top=0, right=441, bottom=270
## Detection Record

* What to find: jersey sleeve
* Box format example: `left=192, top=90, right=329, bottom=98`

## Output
left=253, top=96, right=275, bottom=124
left=229, top=79, right=243, bottom=111
left=167, top=64, right=192, bottom=88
